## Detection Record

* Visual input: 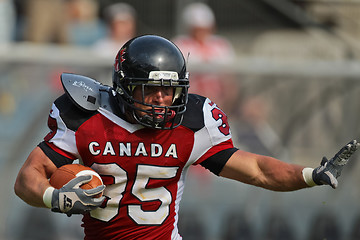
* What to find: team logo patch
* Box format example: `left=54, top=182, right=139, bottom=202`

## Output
left=114, top=48, right=126, bottom=72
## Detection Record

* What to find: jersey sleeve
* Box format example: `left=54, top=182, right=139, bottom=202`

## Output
left=43, top=99, right=79, bottom=159
left=42, top=94, right=95, bottom=162
left=38, top=141, right=75, bottom=167
left=200, top=147, right=238, bottom=175
left=185, top=97, right=236, bottom=169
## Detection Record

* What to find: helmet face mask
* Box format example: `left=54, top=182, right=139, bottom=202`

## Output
left=113, top=35, right=189, bottom=129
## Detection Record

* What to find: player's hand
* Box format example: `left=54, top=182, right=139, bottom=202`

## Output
left=312, top=140, right=359, bottom=189
left=51, top=175, right=105, bottom=217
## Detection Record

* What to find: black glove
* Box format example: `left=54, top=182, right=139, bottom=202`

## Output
left=50, top=175, right=105, bottom=217
left=311, top=140, right=359, bottom=189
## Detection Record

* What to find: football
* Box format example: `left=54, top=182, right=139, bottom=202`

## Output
left=49, top=164, right=103, bottom=197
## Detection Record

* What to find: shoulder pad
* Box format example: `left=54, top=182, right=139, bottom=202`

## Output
left=61, top=73, right=102, bottom=111
left=181, top=94, right=206, bottom=131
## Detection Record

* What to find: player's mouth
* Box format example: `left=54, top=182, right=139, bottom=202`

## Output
left=147, top=108, right=175, bottom=120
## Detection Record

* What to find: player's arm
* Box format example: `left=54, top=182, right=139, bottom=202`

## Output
left=219, top=150, right=307, bottom=191
left=14, top=146, right=57, bottom=207
left=219, top=140, right=359, bottom=190
left=15, top=145, right=105, bottom=216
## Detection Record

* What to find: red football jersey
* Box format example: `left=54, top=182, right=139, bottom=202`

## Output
left=44, top=93, right=235, bottom=240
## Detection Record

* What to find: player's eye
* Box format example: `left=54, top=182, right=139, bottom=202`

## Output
left=143, top=86, right=173, bottom=96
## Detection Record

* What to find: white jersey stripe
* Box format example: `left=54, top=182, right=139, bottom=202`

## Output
left=48, top=103, right=80, bottom=158
left=171, top=166, right=189, bottom=240
left=98, top=107, right=144, bottom=133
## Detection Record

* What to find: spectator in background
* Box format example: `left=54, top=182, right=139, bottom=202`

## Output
left=173, top=2, right=238, bottom=182
left=173, top=2, right=237, bottom=114
left=66, top=0, right=105, bottom=46
left=235, top=95, right=288, bottom=160
left=92, top=2, right=137, bottom=58
left=0, top=0, right=15, bottom=44
left=24, top=0, right=68, bottom=44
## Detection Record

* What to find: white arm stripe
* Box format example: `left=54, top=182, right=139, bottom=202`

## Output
left=47, top=103, right=80, bottom=158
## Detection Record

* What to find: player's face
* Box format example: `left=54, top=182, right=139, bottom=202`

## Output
left=132, top=86, right=174, bottom=118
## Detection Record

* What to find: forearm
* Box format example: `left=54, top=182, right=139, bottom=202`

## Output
left=255, top=156, right=308, bottom=191
left=220, top=150, right=309, bottom=191
left=14, top=167, right=51, bottom=207
left=14, top=147, right=56, bottom=207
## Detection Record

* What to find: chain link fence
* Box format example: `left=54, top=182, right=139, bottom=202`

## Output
left=1, top=43, right=360, bottom=239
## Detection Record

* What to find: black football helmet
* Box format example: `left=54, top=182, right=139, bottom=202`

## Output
left=113, top=35, right=189, bottom=129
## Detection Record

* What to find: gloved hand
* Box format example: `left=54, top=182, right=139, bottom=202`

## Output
left=47, top=175, right=105, bottom=217
left=304, top=140, right=359, bottom=189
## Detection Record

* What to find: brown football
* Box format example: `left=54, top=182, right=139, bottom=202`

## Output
left=49, top=164, right=103, bottom=197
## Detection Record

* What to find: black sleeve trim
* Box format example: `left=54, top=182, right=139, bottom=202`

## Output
left=38, top=142, right=74, bottom=168
left=200, top=148, right=238, bottom=176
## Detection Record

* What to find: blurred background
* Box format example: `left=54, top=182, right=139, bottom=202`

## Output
left=2, top=0, right=360, bottom=239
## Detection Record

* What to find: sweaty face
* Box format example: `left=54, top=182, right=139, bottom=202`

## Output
left=132, top=86, right=174, bottom=119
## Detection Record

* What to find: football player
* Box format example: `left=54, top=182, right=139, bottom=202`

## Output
left=14, top=35, right=359, bottom=240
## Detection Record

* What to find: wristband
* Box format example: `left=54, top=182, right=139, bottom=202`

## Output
left=43, top=186, right=55, bottom=208
left=302, top=167, right=317, bottom=187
